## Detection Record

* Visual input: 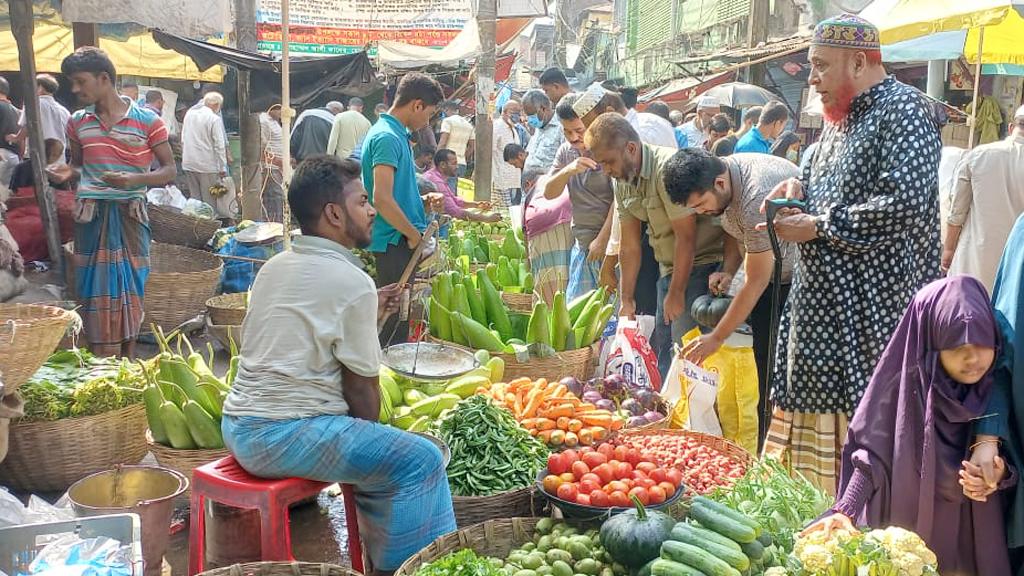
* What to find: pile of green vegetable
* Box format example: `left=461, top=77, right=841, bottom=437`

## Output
left=19, top=349, right=143, bottom=422
left=450, top=219, right=512, bottom=238
left=500, top=520, right=620, bottom=576
left=414, top=549, right=503, bottom=576
left=710, top=458, right=831, bottom=555
left=449, top=228, right=526, bottom=267
left=140, top=329, right=234, bottom=450
left=353, top=249, right=378, bottom=280
left=433, top=395, right=549, bottom=496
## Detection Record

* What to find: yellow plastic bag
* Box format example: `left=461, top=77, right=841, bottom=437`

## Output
left=673, top=328, right=759, bottom=455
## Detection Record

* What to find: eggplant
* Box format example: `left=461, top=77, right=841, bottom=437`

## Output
left=561, top=376, right=583, bottom=397
left=634, top=389, right=660, bottom=411
left=621, top=398, right=644, bottom=416
left=595, top=398, right=616, bottom=412
left=643, top=411, right=664, bottom=423
left=627, top=416, right=648, bottom=428
left=583, top=390, right=604, bottom=404
left=603, top=374, right=626, bottom=394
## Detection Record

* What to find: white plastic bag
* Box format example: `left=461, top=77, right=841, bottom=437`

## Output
left=664, top=354, right=722, bottom=435
left=602, top=316, right=661, bottom=391
left=145, top=185, right=187, bottom=211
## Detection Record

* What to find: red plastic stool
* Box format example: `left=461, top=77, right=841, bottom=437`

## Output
left=188, top=456, right=365, bottom=575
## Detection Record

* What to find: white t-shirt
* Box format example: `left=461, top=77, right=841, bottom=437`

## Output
left=441, top=115, right=474, bottom=165
left=492, top=118, right=523, bottom=190
left=181, top=105, right=227, bottom=173
left=224, top=235, right=381, bottom=420
left=19, top=94, right=71, bottom=152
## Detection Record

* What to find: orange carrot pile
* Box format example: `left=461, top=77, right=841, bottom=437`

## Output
left=476, top=377, right=624, bottom=448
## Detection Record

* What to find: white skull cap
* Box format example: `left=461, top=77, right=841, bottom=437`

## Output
left=573, top=82, right=608, bottom=118
left=1015, top=104, right=1024, bottom=119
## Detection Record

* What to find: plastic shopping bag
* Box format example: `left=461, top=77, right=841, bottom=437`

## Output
left=603, top=316, right=661, bottom=391
left=673, top=328, right=759, bottom=454
left=666, top=353, right=722, bottom=436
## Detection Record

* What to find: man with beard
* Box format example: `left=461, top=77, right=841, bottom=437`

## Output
left=221, top=155, right=455, bottom=574
left=760, top=14, right=942, bottom=493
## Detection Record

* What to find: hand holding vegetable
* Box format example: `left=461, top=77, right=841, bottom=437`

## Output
left=799, top=512, right=856, bottom=540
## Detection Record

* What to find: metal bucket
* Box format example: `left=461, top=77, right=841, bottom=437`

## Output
left=67, top=465, right=188, bottom=576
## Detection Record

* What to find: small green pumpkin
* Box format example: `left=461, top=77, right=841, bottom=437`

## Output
left=599, top=495, right=676, bottom=568
left=690, top=294, right=733, bottom=328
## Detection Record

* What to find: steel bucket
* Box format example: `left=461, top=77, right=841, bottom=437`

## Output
left=67, top=465, right=188, bottom=576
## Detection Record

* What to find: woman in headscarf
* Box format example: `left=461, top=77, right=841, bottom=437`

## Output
left=969, top=213, right=1024, bottom=573
left=804, top=275, right=1013, bottom=575
left=769, top=130, right=801, bottom=164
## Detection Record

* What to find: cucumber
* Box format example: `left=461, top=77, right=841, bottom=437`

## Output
left=688, top=501, right=758, bottom=544
left=667, top=525, right=748, bottom=571
left=756, top=532, right=772, bottom=548
left=649, top=559, right=709, bottom=576
left=691, top=497, right=761, bottom=535
left=636, top=559, right=657, bottom=576
left=661, top=541, right=741, bottom=576
left=671, top=523, right=742, bottom=553
left=738, top=540, right=763, bottom=562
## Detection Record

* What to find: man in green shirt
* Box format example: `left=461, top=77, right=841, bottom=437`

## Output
left=585, top=113, right=724, bottom=377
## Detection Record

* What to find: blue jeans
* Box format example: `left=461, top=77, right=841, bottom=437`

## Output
left=652, top=262, right=719, bottom=380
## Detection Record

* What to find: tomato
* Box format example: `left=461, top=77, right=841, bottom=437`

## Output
left=637, top=478, right=657, bottom=489
left=547, top=453, right=568, bottom=475
left=582, top=452, right=608, bottom=469
left=542, top=475, right=563, bottom=494
left=628, top=486, right=650, bottom=506
left=579, top=479, right=602, bottom=494
left=648, top=485, right=667, bottom=505
left=606, top=480, right=629, bottom=493
left=658, top=481, right=677, bottom=498
left=631, top=470, right=649, bottom=482
left=613, top=445, right=629, bottom=462
left=559, top=472, right=576, bottom=483
left=636, top=462, right=658, bottom=475
left=626, top=448, right=643, bottom=467
left=592, top=463, right=615, bottom=485
left=589, top=490, right=611, bottom=507
left=665, top=468, right=684, bottom=488
left=649, top=468, right=669, bottom=484
left=578, top=446, right=594, bottom=454
left=575, top=493, right=592, bottom=506
left=613, top=461, right=633, bottom=480
left=556, top=482, right=578, bottom=501
left=609, top=490, right=630, bottom=507
left=623, top=478, right=636, bottom=490
left=571, top=461, right=591, bottom=480
left=580, top=473, right=602, bottom=486
left=561, top=449, right=579, bottom=463
left=597, top=443, right=615, bottom=459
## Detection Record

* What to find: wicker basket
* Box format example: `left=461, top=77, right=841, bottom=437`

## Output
left=197, top=562, right=360, bottom=576
left=206, top=293, right=248, bottom=326
left=616, top=428, right=755, bottom=469
left=425, top=335, right=594, bottom=382
left=145, top=243, right=224, bottom=332
left=500, top=292, right=534, bottom=314
left=396, top=517, right=543, bottom=576
left=149, top=204, right=221, bottom=250
left=0, top=303, right=77, bottom=395
left=146, top=430, right=229, bottom=495
left=452, top=486, right=538, bottom=529
left=0, top=404, right=148, bottom=492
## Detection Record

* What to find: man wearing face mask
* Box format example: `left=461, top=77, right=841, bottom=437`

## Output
left=522, top=90, right=564, bottom=193
left=493, top=99, right=526, bottom=211
left=361, top=72, right=445, bottom=346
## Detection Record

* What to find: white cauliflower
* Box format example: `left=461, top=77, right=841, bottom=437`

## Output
left=764, top=568, right=790, bottom=576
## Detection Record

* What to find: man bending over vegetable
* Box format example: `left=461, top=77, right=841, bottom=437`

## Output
left=221, top=155, right=456, bottom=574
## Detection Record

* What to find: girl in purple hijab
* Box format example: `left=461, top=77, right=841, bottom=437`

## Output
left=805, top=276, right=1014, bottom=575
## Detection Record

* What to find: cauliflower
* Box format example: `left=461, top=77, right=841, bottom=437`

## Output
left=865, top=527, right=938, bottom=574
left=764, top=568, right=790, bottom=576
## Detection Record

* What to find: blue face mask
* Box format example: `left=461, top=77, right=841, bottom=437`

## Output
left=527, top=114, right=543, bottom=128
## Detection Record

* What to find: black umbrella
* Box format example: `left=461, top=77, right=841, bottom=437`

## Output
left=702, top=82, right=782, bottom=108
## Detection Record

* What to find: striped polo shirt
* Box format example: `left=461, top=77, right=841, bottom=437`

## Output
left=66, top=97, right=168, bottom=200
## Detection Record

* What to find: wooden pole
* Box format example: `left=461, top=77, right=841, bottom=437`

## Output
left=235, top=0, right=263, bottom=221
left=280, top=0, right=292, bottom=249
left=746, top=0, right=770, bottom=86
left=968, top=26, right=985, bottom=149
left=10, top=0, right=63, bottom=278
left=473, top=0, right=496, bottom=203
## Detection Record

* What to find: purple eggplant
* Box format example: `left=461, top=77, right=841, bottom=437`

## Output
left=582, top=390, right=604, bottom=404
left=595, top=398, right=616, bottom=412
left=561, top=376, right=583, bottom=397
left=634, top=389, right=660, bottom=412
left=603, top=374, right=626, bottom=394
left=621, top=398, right=644, bottom=416
left=643, top=411, right=665, bottom=423
left=626, top=416, right=648, bottom=428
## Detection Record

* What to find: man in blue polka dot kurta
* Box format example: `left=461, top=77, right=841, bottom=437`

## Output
left=757, top=14, right=942, bottom=494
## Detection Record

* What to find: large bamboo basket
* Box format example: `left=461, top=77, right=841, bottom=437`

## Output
left=425, top=335, right=594, bottom=382
left=0, top=404, right=148, bottom=492
left=0, top=303, right=77, bottom=394
left=198, top=563, right=360, bottom=576
left=149, top=204, right=220, bottom=250
left=396, top=518, right=543, bottom=576
left=206, top=292, right=248, bottom=326
left=147, top=430, right=229, bottom=495
left=145, top=243, right=223, bottom=332
left=500, top=292, right=534, bottom=314
left=616, top=428, right=754, bottom=470
left=451, top=486, right=538, bottom=529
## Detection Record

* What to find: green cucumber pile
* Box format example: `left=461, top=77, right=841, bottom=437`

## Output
left=449, top=228, right=526, bottom=267
left=433, top=395, right=549, bottom=497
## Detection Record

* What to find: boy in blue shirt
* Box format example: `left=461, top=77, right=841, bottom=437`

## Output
left=362, top=72, right=445, bottom=345
left=734, top=101, right=790, bottom=154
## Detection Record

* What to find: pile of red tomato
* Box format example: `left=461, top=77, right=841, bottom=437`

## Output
left=611, top=433, right=746, bottom=495
left=541, top=442, right=683, bottom=508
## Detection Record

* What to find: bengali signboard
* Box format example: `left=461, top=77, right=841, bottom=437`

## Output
left=256, top=0, right=472, bottom=54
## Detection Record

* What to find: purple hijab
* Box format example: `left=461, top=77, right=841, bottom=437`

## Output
left=838, top=276, right=999, bottom=537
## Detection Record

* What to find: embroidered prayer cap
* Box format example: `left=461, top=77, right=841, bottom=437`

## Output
left=1015, top=104, right=1024, bottom=120
left=573, top=82, right=607, bottom=118
left=696, top=95, right=721, bottom=109
left=812, top=13, right=881, bottom=51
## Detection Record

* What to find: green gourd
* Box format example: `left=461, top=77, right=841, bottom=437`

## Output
left=599, top=495, right=676, bottom=569
left=690, top=294, right=733, bottom=329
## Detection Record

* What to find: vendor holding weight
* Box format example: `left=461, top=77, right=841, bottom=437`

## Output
left=221, top=155, right=456, bottom=575
left=662, top=149, right=799, bottom=449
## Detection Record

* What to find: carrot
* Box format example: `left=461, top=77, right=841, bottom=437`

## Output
left=537, top=430, right=554, bottom=443
left=556, top=416, right=570, bottom=430
left=577, top=428, right=594, bottom=446
left=609, top=416, right=624, bottom=431
left=579, top=412, right=613, bottom=428
left=520, top=418, right=540, bottom=429
left=533, top=378, right=548, bottom=390
left=549, top=429, right=565, bottom=446
left=513, top=393, right=525, bottom=418
left=540, top=403, right=574, bottom=420
left=528, top=428, right=539, bottom=437
left=563, top=431, right=579, bottom=447
left=548, top=384, right=569, bottom=398
left=535, top=418, right=557, bottom=431
left=522, top=389, right=545, bottom=418
left=567, top=418, right=584, bottom=433
left=508, top=377, right=532, bottom=390
left=475, top=386, right=491, bottom=396
left=587, top=426, right=609, bottom=441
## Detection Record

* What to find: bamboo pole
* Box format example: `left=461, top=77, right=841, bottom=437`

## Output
left=968, top=26, right=985, bottom=149
left=280, top=0, right=292, bottom=250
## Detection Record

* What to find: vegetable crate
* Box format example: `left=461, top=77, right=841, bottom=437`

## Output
left=0, top=513, right=142, bottom=576
left=452, top=487, right=539, bottom=528
left=0, top=303, right=77, bottom=395
left=425, top=335, right=594, bottom=382
left=149, top=204, right=221, bottom=250
left=0, top=404, right=149, bottom=492
left=396, top=517, right=544, bottom=576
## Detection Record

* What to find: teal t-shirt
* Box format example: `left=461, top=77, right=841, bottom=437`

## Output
left=361, top=114, right=427, bottom=252
left=734, top=126, right=771, bottom=154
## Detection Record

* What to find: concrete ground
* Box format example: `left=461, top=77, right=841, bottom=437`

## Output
left=10, top=269, right=357, bottom=574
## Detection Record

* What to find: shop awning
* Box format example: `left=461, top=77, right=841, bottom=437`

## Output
left=671, top=35, right=811, bottom=67
left=639, top=72, right=733, bottom=103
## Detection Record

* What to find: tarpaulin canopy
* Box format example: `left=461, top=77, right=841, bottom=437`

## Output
left=639, top=72, right=733, bottom=103
left=378, top=18, right=482, bottom=69
left=0, top=19, right=223, bottom=81
left=153, top=30, right=382, bottom=110
left=860, top=0, right=1024, bottom=44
